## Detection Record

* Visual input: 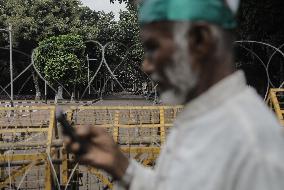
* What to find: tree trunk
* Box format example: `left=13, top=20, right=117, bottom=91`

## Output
left=32, top=70, right=41, bottom=100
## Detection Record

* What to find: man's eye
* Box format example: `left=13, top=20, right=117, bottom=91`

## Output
left=144, top=41, right=159, bottom=52
left=145, top=49, right=155, bottom=60
left=144, top=42, right=159, bottom=60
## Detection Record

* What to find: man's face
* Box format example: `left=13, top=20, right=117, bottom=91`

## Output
left=141, top=22, right=199, bottom=104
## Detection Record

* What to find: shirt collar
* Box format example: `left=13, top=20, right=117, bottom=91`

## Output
left=175, top=70, right=247, bottom=125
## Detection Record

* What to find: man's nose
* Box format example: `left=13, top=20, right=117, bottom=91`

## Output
left=142, top=58, right=155, bottom=75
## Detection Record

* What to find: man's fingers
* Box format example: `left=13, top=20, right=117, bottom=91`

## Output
left=71, top=142, right=80, bottom=153
left=90, top=126, right=107, bottom=136
left=64, top=126, right=110, bottom=157
left=76, top=126, right=106, bottom=138
left=64, top=136, right=71, bottom=145
left=78, top=151, right=100, bottom=166
left=76, top=125, right=92, bottom=137
left=64, top=137, right=81, bottom=153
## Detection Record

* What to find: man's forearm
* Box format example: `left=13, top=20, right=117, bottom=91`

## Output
left=115, top=160, right=156, bottom=190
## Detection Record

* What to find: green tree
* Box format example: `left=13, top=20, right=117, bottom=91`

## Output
left=0, top=0, right=99, bottom=98
left=96, top=11, right=117, bottom=44
left=0, top=0, right=98, bottom=53
left=110, top=0, right=135, bottom=7
left=34, top=34, right=87, bottom=91
left=114, top=9, right=146, bottom=89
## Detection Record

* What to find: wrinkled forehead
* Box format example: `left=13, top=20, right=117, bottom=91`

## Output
left=140, top=22, right=174, bottom=42
left=140, top=22, right=174, bottom=41
left=140, top=21, right=194, bottom=42
left=142, top=22, right=174, bottom=33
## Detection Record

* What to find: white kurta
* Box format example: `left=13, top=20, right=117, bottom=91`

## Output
left=115, top=71, right=284, bottom=190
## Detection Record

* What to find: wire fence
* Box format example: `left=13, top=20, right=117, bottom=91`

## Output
left=1, top=40, right=284, bottom=103
left=0, top=105, right=183, bottom=190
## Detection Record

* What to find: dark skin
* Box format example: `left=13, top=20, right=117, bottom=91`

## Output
left=65, top=21, right=234, bottom=181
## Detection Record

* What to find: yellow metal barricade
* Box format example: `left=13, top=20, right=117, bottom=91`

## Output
left=0, top=106, right=56, bottom=190
left=0, top=105, right=183, bottom=189
left=1, top=91, right=284, bottom=190
left=2, top=97, right=283, bottom=190
left=63, top=105, right=183, bottom=189
left=267, top=89, right=284, bottom=126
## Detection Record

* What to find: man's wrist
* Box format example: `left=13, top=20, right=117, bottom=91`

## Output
left=116, top=159, right=136, bottom=188
left=112, top=151, right=129, bottom=180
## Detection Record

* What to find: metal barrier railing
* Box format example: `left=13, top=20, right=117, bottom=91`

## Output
left=63, top=105, right=183, bottom=189
left=1, top=95, right=283, bottom=190
left=0, top=106, right=56, bottom=190
left=0, top=105, right=183, bottom=190
left=267, top=89, right=284, bottom=126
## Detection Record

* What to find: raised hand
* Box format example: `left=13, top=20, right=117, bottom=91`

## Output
left=64, top=125, right=129, bottom=180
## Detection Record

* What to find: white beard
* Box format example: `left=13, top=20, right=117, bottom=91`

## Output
left=158, top=24, right=199, bottom=105
left=160, top=60, right=198, bottom=105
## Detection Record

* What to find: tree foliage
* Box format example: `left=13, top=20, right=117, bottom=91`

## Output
left=0, top=0, right=99, bottom=97
left=110, top=0, right=135, bottom=6
left=83, top=8, right=146, bottom=93
left=236, top=0, right=284, bottom=93
left=33, top=34, right=87, bottom=88
left=0, top=0, right=98, bottom=53
left=112, top=0, right=284, bottom=95
left=237, top=0, right=284, bottom=45
left=3, top=0, right=283, bottom=98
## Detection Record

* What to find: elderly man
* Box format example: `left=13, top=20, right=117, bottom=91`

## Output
left=65, top=0, right=284, bottom=189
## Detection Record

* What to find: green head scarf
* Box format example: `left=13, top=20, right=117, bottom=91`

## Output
left=139, top=0, right=237, bottom=29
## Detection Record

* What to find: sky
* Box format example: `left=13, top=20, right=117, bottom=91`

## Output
left=80, top=0, right=127, bottom=19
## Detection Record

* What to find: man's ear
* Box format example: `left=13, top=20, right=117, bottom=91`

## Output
left=187, top=23, right=217, bottom=61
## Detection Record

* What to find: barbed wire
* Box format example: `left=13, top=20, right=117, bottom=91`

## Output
left=0, top=40, right=283, bottom=101
left=235, top=40, right=284, bottom=99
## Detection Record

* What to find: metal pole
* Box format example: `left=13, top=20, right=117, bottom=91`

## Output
left=45, top=81, right=47, bottom=104
left=87, top=54, right=90, bottom=95
left=155, top=86, right=157, bottom=104
left=8, top=23, right=13, bottom=105
left=87, top=56, right=97, bottom=95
